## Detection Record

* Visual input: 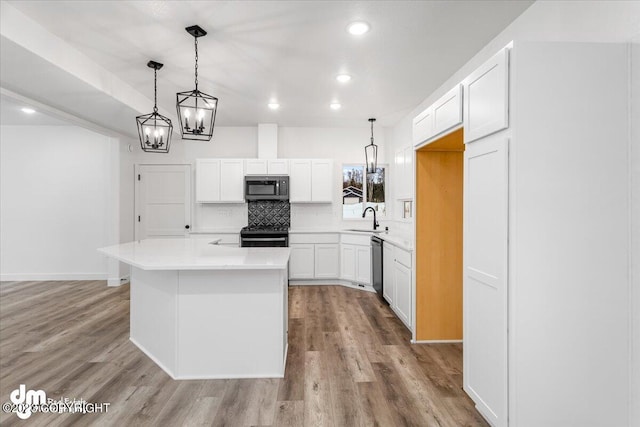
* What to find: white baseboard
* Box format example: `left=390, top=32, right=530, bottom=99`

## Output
left=288, top=279, right=376, bottom=293
left=108, top=276, right=130, bottom=287
left=0, top=273, right=107, bottom=282
left=411, top=339, right=463, bottom=344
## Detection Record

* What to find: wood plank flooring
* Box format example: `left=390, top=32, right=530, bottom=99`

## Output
left=0, top=281, right=488, bottom=426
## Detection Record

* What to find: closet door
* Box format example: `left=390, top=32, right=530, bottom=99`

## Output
left=463, top=134, right=509, bottom=427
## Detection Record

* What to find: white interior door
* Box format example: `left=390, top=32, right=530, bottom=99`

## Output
left=463, top=134, right=509, bottom=426
left=135, top=164, right=191, bottom=240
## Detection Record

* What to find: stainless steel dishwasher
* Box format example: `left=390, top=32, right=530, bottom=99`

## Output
left=371, top=236, right=383, bottom=298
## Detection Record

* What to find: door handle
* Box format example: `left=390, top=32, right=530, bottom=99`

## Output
left=185, top=225, right=190, bottom=229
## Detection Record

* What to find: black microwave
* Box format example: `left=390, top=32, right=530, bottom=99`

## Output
left=244, top=176, right=289, bottom=201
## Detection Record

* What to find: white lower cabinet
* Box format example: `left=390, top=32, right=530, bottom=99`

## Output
left=355, top=246, right=371, bottom=284
left=289, top=244, right=315, bottom=279
left=394, top=261, right=411, bottom=327
left=340, top=245, right=356, bottom=281
left=340, top=243, right=371, bottom=286
left=382, top=242, right=395, bottom=304
left=314, top=244, right=340, bottom=279
left=289, top=234, right=340, bottom=280
left=382, top=242, right=413, bottom=330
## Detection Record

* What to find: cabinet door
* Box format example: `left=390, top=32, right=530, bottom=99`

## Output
left=290, top=160, right=312, bottom=202
left=220, top=159, right=245, bottom=202
left=413, top=106, right=434, bottom=147
left=463, top=48, right=509, bottom=144
left=394, top=262, right=412, bottom=328
left=289, top=244, right=315, bottom=279
left=311, top=160, right=333, bottom=202
left=433, top=84, right=463, bottom=136
left=463, top=134, right=509, bottom=426
left=341, top=244, right=356, bottom=281
left=314, top=244, right=339, bottom=279
left=245, top=159, right=268, bottom=175
left=195, top=159, right=220, bottom=202
left=355, top=245, right=371, bottom=285
left=382, top=243, right=395, bottom=304
left=268, top=159, right=289, bottom=175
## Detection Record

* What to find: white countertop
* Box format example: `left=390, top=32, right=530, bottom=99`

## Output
left=289, top=228, right=413, bottom=250
left=98, top=238, right=290, bottom=270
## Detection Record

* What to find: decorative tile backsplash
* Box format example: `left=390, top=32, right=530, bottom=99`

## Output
left=248, top=201, right=291, bottom=228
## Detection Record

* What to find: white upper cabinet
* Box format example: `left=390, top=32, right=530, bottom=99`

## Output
left=311, top=159, right=333, bottom=202
left=219, top=159, right=245, bottom=202
left=245, top=159, right=268, bottom=175
left=290, top=159, right=333, bottom=203
left=413, top=106, right=434, bottom=147
left=245, top=159, right=289, bottom=175
left=195, top=159, right=221, bottom=203
left=195, top=159, right=244, bottom=203
left=463, top=47, right=509, bottom=144
left=289, top=159, right=312, bottom=202
left=395, top=146, right=413, bottom=200
left=268, top=159, right=289, bottom=175
left=433, top=84, right=463, bottom=136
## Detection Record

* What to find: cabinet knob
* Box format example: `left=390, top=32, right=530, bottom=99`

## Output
left=185, top=225, right=190, bottom=230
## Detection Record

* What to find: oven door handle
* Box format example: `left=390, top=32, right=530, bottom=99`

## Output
left=241, top=237, right=287, bottom=242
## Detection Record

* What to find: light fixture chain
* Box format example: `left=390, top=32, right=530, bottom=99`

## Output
left=153, top=67, right=158, bottom=113
left=194, top=36, right=199, bottom=90
left=370, top=119, right=374, bottom=144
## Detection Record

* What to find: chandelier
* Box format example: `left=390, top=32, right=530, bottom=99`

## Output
left=365, top=118, right=378, bottom=174
left=176, top=25, right=218, bottom=141
left=135, top=60, right=172, bottom=153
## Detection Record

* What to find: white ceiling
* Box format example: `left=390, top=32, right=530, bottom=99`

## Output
left=2, top=0, right=533, bottom=134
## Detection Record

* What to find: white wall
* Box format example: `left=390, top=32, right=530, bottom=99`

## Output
left=0, top=125, right=118, bottom=281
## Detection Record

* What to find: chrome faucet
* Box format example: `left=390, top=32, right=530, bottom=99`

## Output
left=362, top=206, right=379, bottom=230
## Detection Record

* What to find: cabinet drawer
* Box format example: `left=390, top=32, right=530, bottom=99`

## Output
left=395, top=247, right=412, bottom=268
left=289, top=233, right=339, bottom=244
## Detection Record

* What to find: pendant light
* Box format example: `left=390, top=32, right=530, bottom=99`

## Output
left=365, top=118, right=378, bottom=174
left=176, top=25, right=218, bottom=141
left=136, top=61, right=173, bottom=153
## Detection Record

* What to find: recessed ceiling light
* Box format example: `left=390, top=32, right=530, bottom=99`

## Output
left=268, top=103, right=280, bottom=110
left=330, top=103, right=342, bottom=110
left=336, top=74, right=352, bottom=83
left=21, top=107, right=36, bottom=114
left=347, top=21, right=370, bottom=36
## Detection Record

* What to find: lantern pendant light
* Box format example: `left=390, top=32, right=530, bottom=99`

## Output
left=365, top=118, right=378, bottom=174
left=136, top=61, right=173, bottom=153
left=176, top=25, right=218, bottom=141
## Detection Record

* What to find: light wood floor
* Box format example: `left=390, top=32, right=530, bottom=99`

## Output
left=0, top=281, right=487, bottom=426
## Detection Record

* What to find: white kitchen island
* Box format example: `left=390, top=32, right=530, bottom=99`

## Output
left=98, top=238, right=290, bottom=380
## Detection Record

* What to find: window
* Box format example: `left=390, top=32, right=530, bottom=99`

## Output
left=342, top=165, right=386, bottom=219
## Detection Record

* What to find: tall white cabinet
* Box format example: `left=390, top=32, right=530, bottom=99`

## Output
left=462, top=48, right=511, bottom=426
left=437, top=41, right=632, bottom=427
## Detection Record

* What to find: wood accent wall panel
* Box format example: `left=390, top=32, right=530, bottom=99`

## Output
left=415, top=128, right=464, bottom=340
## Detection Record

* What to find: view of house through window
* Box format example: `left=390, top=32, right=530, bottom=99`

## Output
left=342, top=165, right=386, bottom=219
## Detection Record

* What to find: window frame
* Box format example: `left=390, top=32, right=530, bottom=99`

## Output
left=341, top=163, right=387, bottom=221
